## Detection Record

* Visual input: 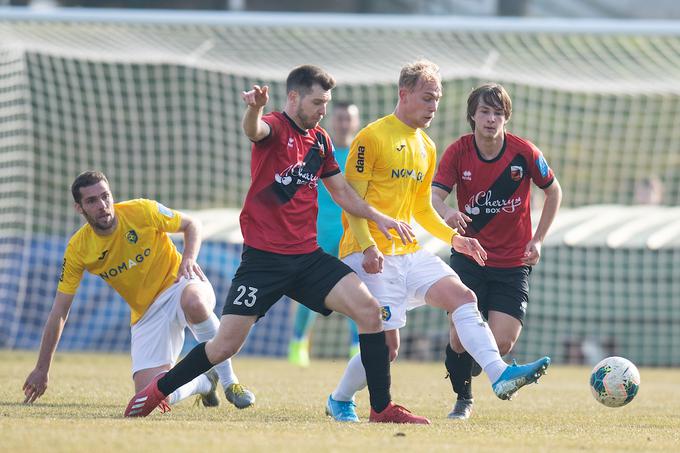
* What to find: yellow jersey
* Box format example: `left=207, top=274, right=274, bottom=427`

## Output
left=57, top=199, right=183, bottom=325
left=339, top=114, right=455, bottom=258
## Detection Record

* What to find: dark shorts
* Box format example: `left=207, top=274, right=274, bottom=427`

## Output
left=222, top=245, right=353, bottom=318
left=450, top=252, right=532, bottom=324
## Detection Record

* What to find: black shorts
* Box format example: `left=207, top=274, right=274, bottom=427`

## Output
left=222, top=245, right=353, bottom=318
left=450, top=251, right=532, bottom=324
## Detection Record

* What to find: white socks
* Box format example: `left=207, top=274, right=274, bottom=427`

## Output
left=451, top=302, right=507, bottom=383
left=168, top=373, right=211, bottom=405
left=331, top=352, right=367, bottom=402
left=191, top=314, right=238, bottom=388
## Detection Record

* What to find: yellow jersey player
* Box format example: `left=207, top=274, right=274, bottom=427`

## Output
left=326, top=60, right=551, bottom=422
left=22, top=171, right=254, bottom=411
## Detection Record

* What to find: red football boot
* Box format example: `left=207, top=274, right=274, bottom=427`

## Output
left=369, top=402, right=431, bottom=424
left=124, top=372, right=170, bottom=417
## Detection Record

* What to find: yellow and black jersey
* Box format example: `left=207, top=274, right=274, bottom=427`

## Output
left=58, top=199, right=182, bottom=325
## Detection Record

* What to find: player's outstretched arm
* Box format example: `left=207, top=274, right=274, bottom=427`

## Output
left=175, top=212, right=206, bottom=282
left=323, top=173, right=415, bottom=245
left=22, top=291, right=75, bottom=404
left=241, top=85, right=271, bottom=142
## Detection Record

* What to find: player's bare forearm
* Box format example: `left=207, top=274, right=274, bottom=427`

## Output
left=242, top=105, right=268, bottom=141
left=177, top=214, right=206, bottom=281
left=241, top=85, right=270, bottom=141
left=533, top=179, right=562, bottom=243
left=35, top=309, right=67, bottom=371
left=178, top=214, right=202, bottom=263
left=431, top=186, right=453, bottom=218
left=34, top=292, right=73, bottom=370
left=325, top=174, right=414, bottom=244
left=325, top=174, right=372, bottom=219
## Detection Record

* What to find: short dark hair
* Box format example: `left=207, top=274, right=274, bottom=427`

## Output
left=286, top=65, right=336, bottom=95
left=71, top=170, right=109, bottom=203
left=467, top=83, right=512, bottom=131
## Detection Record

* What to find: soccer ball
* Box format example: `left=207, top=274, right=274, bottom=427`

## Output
left=589, top=356, right=640, bottom=407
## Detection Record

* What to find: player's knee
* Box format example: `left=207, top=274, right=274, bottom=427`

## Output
left=443, top=284, right=477, bottom=313
left=206, top=339, right=238, bottom=363
left=181, top=294, right=210, bottom=320
left=353, top=296, right=382, bottom=332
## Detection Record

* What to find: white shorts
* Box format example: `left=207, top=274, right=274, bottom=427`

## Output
left=343, top=249, right=457, bottom=330
left=130, top=276, right=216, bottom=375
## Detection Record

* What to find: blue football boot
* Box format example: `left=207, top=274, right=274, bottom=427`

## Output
left=325, top=394, right=359, bottom=422
left=492, top=356, right=551, bottom=400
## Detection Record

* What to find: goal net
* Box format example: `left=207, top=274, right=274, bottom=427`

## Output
left=1, top=10, right=679, bottom=365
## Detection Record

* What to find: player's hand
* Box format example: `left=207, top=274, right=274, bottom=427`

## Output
left=521, top=239, right=541, bottom=265
left=241, top=85, right=269, bottom=108
left=362, top=246, right=384, bottom=274
left=452, top=235, right=487, bottom=266
left=176, top=258, right=206, bottom=282
left=23, top=368, right=48, bottom=404
left=444, top=211, right=472, bottom=235
left=374, top=213, right=415, bottom=245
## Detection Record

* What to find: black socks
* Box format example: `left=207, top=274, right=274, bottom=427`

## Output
left=445, top=344, right=473, bottom=400
left=359, top=332, right=391, bottom=413
left=157, top=342, right=214, bottom=396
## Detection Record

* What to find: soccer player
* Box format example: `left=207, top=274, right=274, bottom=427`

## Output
left=22, top=171, right=255, bottom=410
left=431, top=83, right=562, bottom=419
left=125, top=64, right=430, bottom=424
left=325, top=60, right=551, bottom=423
left=288, top=101, right=361, bottom=367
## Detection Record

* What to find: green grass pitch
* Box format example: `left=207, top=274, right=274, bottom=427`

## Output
left=1, top=351, right=679, bottom=452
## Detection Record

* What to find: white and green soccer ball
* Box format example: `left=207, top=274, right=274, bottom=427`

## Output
left=589, top=356, right=640, bottom=407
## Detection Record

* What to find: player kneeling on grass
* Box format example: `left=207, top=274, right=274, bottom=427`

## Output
left=124, top=64, right=430, bottom=424
left=326, top=60, right=550, bottom=424
left=22, top=171, right=254, bottom=411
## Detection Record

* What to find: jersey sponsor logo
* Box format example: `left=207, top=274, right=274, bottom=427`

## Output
left=99, top=248, right=151, bottom=280
left=270, top=132, right=326, bottom=204
left=125, top=229, right=138, bottom=244
left=157, top=202, right=174, bottom=218
left=391, top=168, right=424, bottom=182
left=275, top=162, right=319, bottom=189
left=355, top=146, right=366, bottom=173
left=381, top=306, right=392, bottom=321
left=510, top=165, right=524, bottom=182
left=97, top=250, right=109, bottom=261
left=536, top=155, right=550, bottom=178
left=466, top=190, right=522, bottom=215
left=462, top=170, right=472, bottom=181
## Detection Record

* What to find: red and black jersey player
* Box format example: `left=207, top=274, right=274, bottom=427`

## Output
left=431, top=83, right=562, bottom=420
left=125, top=64, right=432, bottom=424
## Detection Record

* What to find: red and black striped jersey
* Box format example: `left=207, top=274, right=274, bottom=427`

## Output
left=433, top=132, right=555, bottom=267
left=240, top=111, right=340, bottom=254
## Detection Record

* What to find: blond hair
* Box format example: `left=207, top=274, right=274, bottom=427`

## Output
left=398, top=59, right=441, bottom=90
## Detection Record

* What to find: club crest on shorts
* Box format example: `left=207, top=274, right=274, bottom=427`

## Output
left=380, top=306, right=392, bottom=321
left=125, top=229, right=139, bottom=244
